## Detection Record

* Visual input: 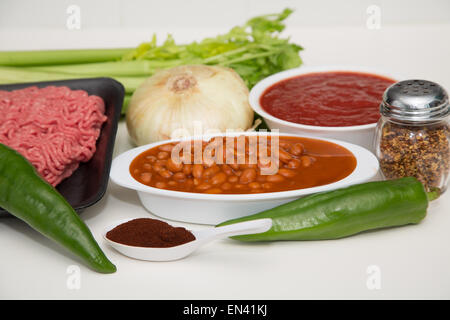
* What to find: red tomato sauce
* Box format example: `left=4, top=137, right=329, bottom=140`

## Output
left=260, top=71, right=395, bottom=127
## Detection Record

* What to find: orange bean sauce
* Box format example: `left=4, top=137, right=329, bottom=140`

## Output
left=129, top=136, right=356, bottom=194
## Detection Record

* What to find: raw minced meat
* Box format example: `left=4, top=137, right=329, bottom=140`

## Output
left=0, top=86, right=107, bottom=186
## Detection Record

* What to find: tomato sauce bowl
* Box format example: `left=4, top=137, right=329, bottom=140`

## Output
left=110, top=132, right=379, bottom=225
left=249, top=66, right=402, bottom=151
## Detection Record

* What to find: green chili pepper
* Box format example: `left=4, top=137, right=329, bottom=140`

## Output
left=0, top=143, right=116, bottom=273
left=217, top=177, right=437, bottom=241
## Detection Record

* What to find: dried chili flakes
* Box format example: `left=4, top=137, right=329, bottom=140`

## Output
left=378, top=121, right=450, bottom=192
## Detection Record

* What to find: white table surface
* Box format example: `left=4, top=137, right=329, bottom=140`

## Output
left=1, top=24, right=450, bottom=300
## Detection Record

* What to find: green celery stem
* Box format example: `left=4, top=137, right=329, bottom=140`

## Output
left=0, top=66, right=144, bottom=94
left=122, top=95, right=132, bottom=115
left=28, top=61, right=156, bottom=77
left=0, top=48, right=133, bottom=66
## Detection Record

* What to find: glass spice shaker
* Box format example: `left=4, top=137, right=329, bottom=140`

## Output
left=374, top=79, right=450, bottom=193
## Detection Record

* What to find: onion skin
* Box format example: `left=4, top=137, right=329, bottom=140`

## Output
left=126, top=65, right=254, bottom=145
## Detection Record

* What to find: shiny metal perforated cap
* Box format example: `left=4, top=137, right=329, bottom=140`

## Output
left=380, top=79, right=450, bottom=122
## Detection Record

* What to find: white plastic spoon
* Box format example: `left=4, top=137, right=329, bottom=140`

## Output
left=103, top=218, right=272, bottom=262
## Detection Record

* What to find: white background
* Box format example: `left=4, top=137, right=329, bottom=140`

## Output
left=0, top=0, right=449, bottom=299
left=1, top=0, right=450, bottom=29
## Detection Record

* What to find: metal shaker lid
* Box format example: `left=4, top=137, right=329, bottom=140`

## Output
left=380, top=79, right=450, bottom=122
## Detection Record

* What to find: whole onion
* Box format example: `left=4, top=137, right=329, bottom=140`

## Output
left=126, top=65, right=254, bottom=145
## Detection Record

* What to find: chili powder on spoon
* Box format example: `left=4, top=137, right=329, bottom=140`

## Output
left=106, top=218, right=195, bottom=248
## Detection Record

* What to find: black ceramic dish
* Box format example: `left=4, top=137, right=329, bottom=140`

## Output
left=0, top=78, right=124, bottom=216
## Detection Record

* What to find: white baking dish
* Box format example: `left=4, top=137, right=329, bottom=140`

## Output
left=110, top=132, right=379, bottom=225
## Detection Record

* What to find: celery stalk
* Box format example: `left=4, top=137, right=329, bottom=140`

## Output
left=0, top=66, right=144, bottom=94
left=27, top=60, right=183, bottom=77
left=122, top=94, right=132, bottom=115
left=0, top=9, right=304, bottom=116
left=0, top=48, right=132, bottom=66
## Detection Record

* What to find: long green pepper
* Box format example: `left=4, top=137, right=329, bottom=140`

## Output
left=218, top=177, right=436, bottom=241
left=0, top=143, right=116, bottom=273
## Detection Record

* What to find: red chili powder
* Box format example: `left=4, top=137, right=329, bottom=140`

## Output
left=106, top=218, right=196, bottom=248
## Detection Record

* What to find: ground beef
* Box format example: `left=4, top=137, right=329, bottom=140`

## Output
left=0, top=86, right=107, bottom=186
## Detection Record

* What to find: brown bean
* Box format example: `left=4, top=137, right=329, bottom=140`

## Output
left=155, top=181, right=166, bottom=189
left=183, top=164, right=192, bottom=175
left=140, top=172, right=152, bottom=184
left=228, top=176, right=238, bottom=183
left=204, top=165, right=220, bottom=179
left=192, top=164, right=204, bottom=179
left=159, top=144, right=174, bottom=152
left=229, top=163, right=240, bottom=170
left=290, top=143, right=304, bottom=156
left=221, top=182, right=232, bottom=190
left=157, top=151, right=169, bottom=160
left=168, top=181, right=177, bottom=187
left=185, top=179, right=194, bottom=189
left=133, top=168, right=140, bottom=175
left=159, top=169, right=173, bottom=179
left=266, top=174, right=285, bottom=183
left=300, top=155, right=315, bottom=167
left=278, top=168, right=296, bottom=178
left=145, top=155, right=157, bottom=163
left=234, top=184, right=246, bottom=189
left=153, top=164, right=163, bottom=172
left=193, top=178, right=200, bottom=186
left=256, top=175, right=266, bottom=182
left=155, top=159, right=167, bottom=166
left=239, top=168, right=257, bottom=184
left=248, top=182, right=261, bottom=189
left=279, top=141, right=291, bottom=150
left=221, top=164, right=233, bottom=175
left=278, top=149, right=292, bottom=163
left=196, top=183, right=211, bottom=191
left=166, top=158, right=183, bottom=172
left=211, top=172, right=227, bottom=185
left=173, top=172, right=186, bottom=181
left=204, top=188, right=222, bottom=194
left=262, top=182, right=273, bottom=189
left=142, top=163, right=152, bottom=170
left=287, top=159, right=301, bottom=169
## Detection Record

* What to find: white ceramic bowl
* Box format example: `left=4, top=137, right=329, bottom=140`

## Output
left=249, top=66, right=402, bottom=151
left=110, top=132, right=379, bottom=225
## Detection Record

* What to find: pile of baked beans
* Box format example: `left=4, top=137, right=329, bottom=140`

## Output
left=130, top=136, right=333, bottom=194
